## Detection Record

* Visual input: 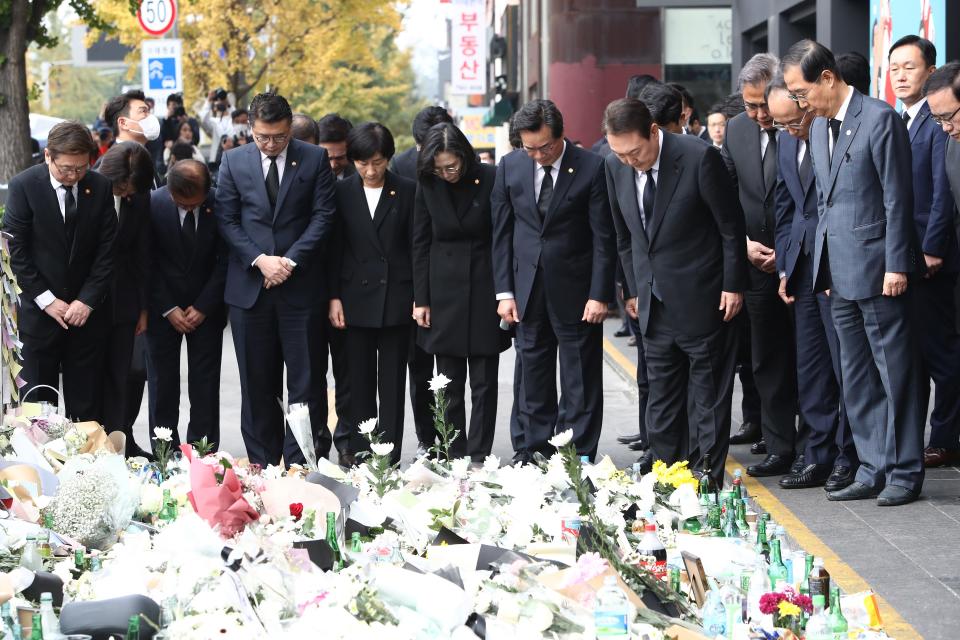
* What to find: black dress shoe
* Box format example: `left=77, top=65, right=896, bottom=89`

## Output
left=127, top=442, right=156, bottom=462
left=617, top=433, right=644, bottom=445
left=729, top=422, right=762, bottom=445
left=877, top=485, right=919, bottom=507
left=824, top=465, right=856, bottom=492
left=827, top=481, right=880, bottom=501
left=789, top=454, right=806, bottom=475
left=779, top=463, right=832, bottom=489
left=750, top=440, right=767, bottom=455
left=614, top=328, right=631, bottom=337
left=338, top=452, right=358, bottom=468
left=635, top=451, right=654, bottom=475
left=512, top=451, right=533, bottom=466
left=628, top=439, right=649, bottom=452
left=747, top=454, right=793, bottom=477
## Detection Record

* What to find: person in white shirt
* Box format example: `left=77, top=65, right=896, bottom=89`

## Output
left=199, top=89, right=236, bottom=163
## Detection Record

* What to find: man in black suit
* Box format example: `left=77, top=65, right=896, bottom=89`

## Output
left=389, top=106, right=454, bottom=454
left=603, top=98, right=748, bottom=485
left=146, top=160, right=227, bottom=450
left=768, top=78, right=857, bottom=491
left=723, top=53, right=802, bottom=478
left=492, top=100, right=616, bottom=461
left=4, top=122, right=116, bottom=419
left=215, top=92, right=337, bottom=466
left=94, top=142, right=155, bottom=457
left=317, top=114, right=356, bottom=181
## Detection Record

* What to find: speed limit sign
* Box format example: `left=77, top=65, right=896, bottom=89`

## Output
left=138, top=0, right=177, bottom=36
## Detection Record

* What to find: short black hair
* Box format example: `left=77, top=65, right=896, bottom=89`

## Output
left=104, top=90, right=147, bottom=137
left=668, top=82, right=694, bottom=110
left=416, top=122, right=477, bottom=181
left=688, top=108, right=701, bottom=125
left=412, top=106, right=454, bottom=145
left=347, top=122, right=396, bottom=162
left=166, top=159, right=211, bottom=199
left=924, top=61, right=960, bottom=100
left=317, top=113, right=353, bottom=143
left=626, top=74, right=658, bottom=99
left=511, top=99, right=564, bottom=139
left=46, top=121, right=97, bottom=158
left=97, top=141, right=155, bottom=194
left=638, top=83, right=682, bottom=127
left=170, top=142, right=196, bottom=163
left=706, top=102, right=726, bottom=118
left=166, top=93, right=183, bottom=106
left=836, top=52, right=870, bottom=95
left=291, top=113, right=319, bottom=143
left=889, top=34, right=936, bottom=68
left=602, top=98, right=655, bottom=139
left=231, top=108, right=248, bottom=121
left=781, top=39, right=838, bottom=83
left=248, top=92, right=293, bottom=124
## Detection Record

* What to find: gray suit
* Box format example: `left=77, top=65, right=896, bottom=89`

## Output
left=948, top=138, right=960, bottom=208
left=810, top=89, right=924, bottom=493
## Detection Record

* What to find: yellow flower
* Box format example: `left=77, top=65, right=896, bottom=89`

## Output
left=778, top=601, right=801, bottom=617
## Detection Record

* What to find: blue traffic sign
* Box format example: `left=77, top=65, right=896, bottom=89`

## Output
left=147, top=57, right=177, bottom=90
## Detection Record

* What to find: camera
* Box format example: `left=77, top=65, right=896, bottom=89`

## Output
left=213, top=88, right=228, bottom=101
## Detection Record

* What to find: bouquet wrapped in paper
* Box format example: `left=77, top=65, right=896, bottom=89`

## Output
left=181, top=444, right=259, bottom=538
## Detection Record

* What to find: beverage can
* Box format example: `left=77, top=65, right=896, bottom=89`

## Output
left=561, top=517, right=581, bottom=543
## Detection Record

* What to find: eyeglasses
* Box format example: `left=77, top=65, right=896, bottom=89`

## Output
left=51, top=160, right=89, bottom=176
left=522, top=139, right=557, bottom=155
left=432, top=163, right=462, bottom=176
left=743, top=101, right=769, bottom=113
left=253, top=133, right=290, bottom=145
left=932, top=105, right=960, bottom=126
left=772, top=111, right=809, bottom=131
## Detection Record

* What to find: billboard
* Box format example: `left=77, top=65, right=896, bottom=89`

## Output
left=870, top=0, right=945, bottom=107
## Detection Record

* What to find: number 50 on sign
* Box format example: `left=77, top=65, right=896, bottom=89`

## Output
left=138, top=0, right=177, bottom=36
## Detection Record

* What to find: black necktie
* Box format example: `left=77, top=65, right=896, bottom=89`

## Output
left=762, top=128, right=778, bottom=191
left=798, top=143, right=811, bottom=185
left=266, top=156, right=280, bottom=211
left=902, top=110, right=911, bottom=126
left=62, top=186, right=77, bottom=246
left=828, top=118, right=842, bottom=165
left=641, top=170, right=656, bottom=229
left=537, top=165, right=553, bottom=223
left=181, top=209, right=197, bottom=256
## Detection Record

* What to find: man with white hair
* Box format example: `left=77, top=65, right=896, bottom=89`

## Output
left=722, top=53, right=802, bottom=478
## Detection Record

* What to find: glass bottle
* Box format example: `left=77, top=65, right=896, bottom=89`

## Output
left=721, top=498, right=738, bottom=538
left=698, top=470, right=715, bottom=506
left=125, top=614, right=140, bottom=640
left=631, top=462, right=643, bottom=483
left=29, top=612, right=42, bottom=639
left=732, top=469, right=743, bottom=501
left=19, top=535, right=42, bottom=572
left=800, top=553, right=814, bottom=595
left=158, top=489, right=177, bottom=521
left=804, top=595, right=831, bottom=640
left=754, top=519, right=769, bottom=560
left=350, top=532, right=362, bottom=553
left=39, top=592, right=58, bottom=638
left=325, top=512, right=343, bottom=571
left=827, top=586, right=848, bottom=638
left=747, top=555, right=771, bottom=623
left=767, top=539, right=788, bottom=587
left=0, top=603, right=13, bottom=640
left=734, top=500, right=750, bottom=539
left=808, top=557, right=831, bottom=608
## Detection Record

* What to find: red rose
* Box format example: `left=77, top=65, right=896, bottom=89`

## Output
left=290, top=503, right=304, bottom=521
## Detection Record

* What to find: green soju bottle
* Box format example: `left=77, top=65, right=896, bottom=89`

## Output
left=125, top=614, right=140, bottom=640
left=325, top=512, right=343, bottom=571
left=767, top=538, right=788, bottom=587
left=828, top=586, right=848, bottom=638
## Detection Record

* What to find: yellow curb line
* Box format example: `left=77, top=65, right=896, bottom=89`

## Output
left=601, top=336, right=923, bottom=640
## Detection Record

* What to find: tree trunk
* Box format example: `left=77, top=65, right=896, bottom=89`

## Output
left=0, top=0, right=35, bottom=185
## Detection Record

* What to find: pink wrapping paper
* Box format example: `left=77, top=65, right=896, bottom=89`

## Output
left=181, top=444, right=259, bottom=538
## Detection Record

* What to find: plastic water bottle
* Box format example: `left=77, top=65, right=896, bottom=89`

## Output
left=594, top=576, right=631, bottom=637
left=39, top=591, right=59, bottom=637
left=19, top=535, right=42, bottom=572
left=805, top=595, right=832, bottom=640
left=701, top=588, right=727, bottom=637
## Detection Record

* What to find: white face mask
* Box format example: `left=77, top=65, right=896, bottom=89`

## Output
left=128, top=114, right=161, bottom=141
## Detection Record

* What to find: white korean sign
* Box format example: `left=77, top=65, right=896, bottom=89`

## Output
left=141, top=38, right=183, bottom=107
left=450, top=0, right=487, bottom=95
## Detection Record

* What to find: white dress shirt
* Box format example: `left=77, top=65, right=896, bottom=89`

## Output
left=113, top=195, right=123, bottom=220
left=363, top=186, right=383, bottom=219
left=797, top=139, right=807, bottom=167
left=829, top=85, right=855, bottom=155
left=35, top=174, right=78, bottom=310
left=903, top=97, right=926, bottom=131
left=760, top=127, right=773, bottom=161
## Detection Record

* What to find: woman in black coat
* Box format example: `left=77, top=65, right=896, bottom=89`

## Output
left=412, top=124, right=509, bottom=462
left=328, top=123, right=416, bottom=464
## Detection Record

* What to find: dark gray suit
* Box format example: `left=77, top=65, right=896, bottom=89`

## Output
left=810, top=89, right=924, bottom=493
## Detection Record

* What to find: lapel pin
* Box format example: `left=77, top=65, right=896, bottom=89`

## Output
left=567, top=167, right=574, bottom=174
left=474, top=178, right=480, bottom=185
left=389, top=190, right=396, bottom=196
left=291, top=161, right=298, bottom=166
left=845, top=130, right=851, bottom=136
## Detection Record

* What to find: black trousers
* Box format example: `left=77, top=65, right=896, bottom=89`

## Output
left=745, top=272, right=798, bottom=457
left=643, top=298, right=738, bottom=489
left=20, top=311, right=108, bottom=421
left=328, top=319, right=353, bottom=455
left=346, top=324, right=409, bottom=464
left=914, top=271, right=960, bottom=450
left=626, top=311, right=649, bottom=443
left=146, top=312, right=225, bottom=450
left=100, top=321, right=136, bottom=433
left=514, top=270, right=603, bottom=459
left=408, top=327, right=435, bottom=445
left=436, top=353, right=499, bottom=461
left=736, top=312, right=762, bottom=426
left=229, top=290, right=329, bottom=467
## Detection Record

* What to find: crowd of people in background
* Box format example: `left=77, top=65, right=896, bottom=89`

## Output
left=4, top=35, right=960, bottom=509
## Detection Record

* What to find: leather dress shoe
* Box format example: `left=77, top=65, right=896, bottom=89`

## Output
left=730, top=422, right=762, bottom=445
left=877, top=485, right=920, bottom=507
left=923, top=447, right=959, bottom=467
left=634, top=451, right=654, bottom=475
left=338, top=451, right=358, bottom=468
left=127, top=442, right=156, bottom=462
left=512, top=450, right=533, bottom=466
left=827, top=481, right=880, bottom=501
left=790, top=454, right=806, bottom=475
left=747, top=454, right=792, bottom=477
left=779, top=463, right=832, bottom=489
left=614, top=328, right=631, bottom=338
left=628, top=439, right=649, bottom=452
left=617, top=433, right=644, bottom=445
left=750, top=440, right=767, bottom=455
left=824, top=465, right=856, bottom=492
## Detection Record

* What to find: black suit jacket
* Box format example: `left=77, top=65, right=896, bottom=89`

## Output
left=148, top=187, right=228, bottom=318
left=216, top=139, right=337, bottom=309
left=388, top=146, right=419, bottom=181
left=773, top=134, right=817, bottom=291
left=491, top=142, right=616, bottom=324
left=329, top=172, right=416, bottom=328
left=606, top=132, right=748, bottom=336
left=103, top=191, right=151, bottom=324
left=413, top=164, right=508, bottom=357
left=3, top=163, right=117, bottom=336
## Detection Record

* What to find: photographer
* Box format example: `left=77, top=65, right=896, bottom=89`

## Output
left=199, top=87, right=235, bottom=164
left=161, top=93, right=200, bottom=145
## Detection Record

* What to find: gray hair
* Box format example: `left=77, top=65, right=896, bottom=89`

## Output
left=764, top=72, right=789, bottom=101
left=738, top=53, right=780, bottom=90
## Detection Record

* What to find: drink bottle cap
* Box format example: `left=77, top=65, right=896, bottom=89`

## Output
left=644, top=523, right=656, bottom=532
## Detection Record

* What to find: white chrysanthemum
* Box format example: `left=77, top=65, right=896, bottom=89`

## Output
left=370, top=442, right=394, bottom=457
left=547, top=429, right=573, bottom=448
left=358, top=418, right=378, bottom=435
left=428, top=373, right=452, bottom=392
left=154, top=426, right=174, bottom=442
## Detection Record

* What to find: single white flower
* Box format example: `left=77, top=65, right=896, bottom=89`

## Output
left=370, top=442, right=394, bottom=457
left=548, top=428, right=573, bottom=448
left=428, top=373, right=452, bottom=392
left=358, top=418, right=378, bottom=435
left=154, top=426, right=174, bottom=442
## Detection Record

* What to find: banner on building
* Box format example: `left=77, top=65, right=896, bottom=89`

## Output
left=869, top=0, right=945, bottom=107
left=451, top=0, right=486, bottom=95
